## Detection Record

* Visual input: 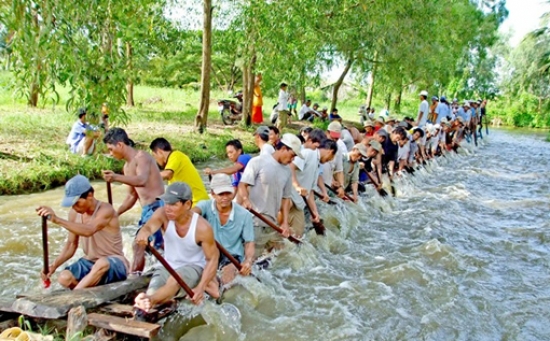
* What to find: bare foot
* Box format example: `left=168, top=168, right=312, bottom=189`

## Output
left=134, top=292, right=153, bottom=312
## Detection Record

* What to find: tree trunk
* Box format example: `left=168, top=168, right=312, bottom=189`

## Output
left=126, top=43, right=134, bottom=107
left=29, top=82, right=39, bottom=107
left=194, top=0, right=213, bottom=133
left=365, top=52, right=378, bottom=108
left=330, top=58, right=353, bottom=112
left=394, top=87, right=402, bottom=113
left=241, top=55, right=255, bottom=126
left=385, top=92, right=392, bottom=111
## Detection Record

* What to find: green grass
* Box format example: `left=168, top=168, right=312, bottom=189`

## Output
left=0, top=69, right=423, bottom=195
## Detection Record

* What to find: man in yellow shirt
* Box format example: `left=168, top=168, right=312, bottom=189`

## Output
left=149, top=138, right=209, bottom=206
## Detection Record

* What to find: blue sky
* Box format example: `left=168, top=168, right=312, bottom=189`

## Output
left=501, top=0, right=550, bottom=46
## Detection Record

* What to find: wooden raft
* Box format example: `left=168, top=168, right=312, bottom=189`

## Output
left=10, top=275, right=150, bottom=319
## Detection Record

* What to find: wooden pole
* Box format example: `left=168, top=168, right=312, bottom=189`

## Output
left=325, top=183, right=354, bottom=202
left=364, top=172, right=388, bottom=197
left=215, top=241, right=242, bottom=271
left=146, top=246, right=194, bottom=298
left=301, top=196, right=325, bottom=235
left=106, top=182, right=113, bottom=205
left=42, top=216, right=50, bottom=288
left=313, top=190, right=336, bottom=205
left=248, top=208, right=302, bottom=245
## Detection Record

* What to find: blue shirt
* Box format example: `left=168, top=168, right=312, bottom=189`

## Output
left=436, top=103, right=450, bottom=123
left=232, top=154, right=252, bottom=187
left=66, top=120, right=88, bottom=153
left=195, top=199, right=254, bottom=259
left=456, top=107, right=470, bottom=122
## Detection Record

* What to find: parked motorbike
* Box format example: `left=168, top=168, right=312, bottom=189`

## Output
left=218, top=92, right=243, bottom=125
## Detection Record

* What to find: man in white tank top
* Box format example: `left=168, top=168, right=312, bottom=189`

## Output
left=134, top=182, right=219, bottom=312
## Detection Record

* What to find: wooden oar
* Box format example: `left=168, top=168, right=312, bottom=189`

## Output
left=248, top=208, right=302, bottom=245
left=146, top=245, right=194, bottom=298
left=215, top=241, right=242, bottom=271
left=325, top=183, right=353, bottom=202
left=41, top=216, right=50, bottom=288
left=301, top=196, right=326, bottom=235
left=313, top=190, right=336, bottom=205
left=106, top=182, right=113, bottom=205
left=364, top=171, right=388, bottom=197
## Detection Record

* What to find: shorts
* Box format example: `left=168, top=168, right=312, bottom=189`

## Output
left=219, top=253, right=243, bottom=269
left=65, top=257, right=127, bottom=285
left=138, top=200, right=164, bottom=249
left=288, top=204, right=305, bottom=237
left=146, top=264, right=203, bottom=297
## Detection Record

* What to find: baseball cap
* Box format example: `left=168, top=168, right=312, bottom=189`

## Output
left=353, top=143, right=369, bottom=157
left=431, top=96, right=439, bottom=101
left=419, top=90, right=428, bottom=97
left=327, top=121, right=342, bottom=138
left=375, top=117, right=385, bottom=125
left=463, top=100, right=470, bottom=107
left=61, top=175, right=92, bottom=207
left=280, top=133, right=303, bottom=158
left=158, top=182, right=192, bottom=204
left=210, top=174, right=234, bottom=195
left=369, top=140, right=383, bottom=153
left=254, top=126, right=270, bottom=137
left=376, top=129, right=389, bottom=138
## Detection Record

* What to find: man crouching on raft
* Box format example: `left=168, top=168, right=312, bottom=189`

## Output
left=36, top=175, right=129, bottom=289
left=134, top=182, right=219, bottom=312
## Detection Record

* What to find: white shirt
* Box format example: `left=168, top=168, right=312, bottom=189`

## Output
left=260, top=143, right=275, bottom=156
left=298, top=104, right=310, bottom=120
left=277, top=90, right=289, bottom=111
left=418, top=100, right=429, bottom=127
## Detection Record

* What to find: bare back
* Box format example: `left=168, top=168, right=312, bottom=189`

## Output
left=124, top=150, right=164, bottom=206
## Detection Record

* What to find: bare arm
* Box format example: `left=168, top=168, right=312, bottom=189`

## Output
left=51, top=232, right=79, bottom=273
left=160, top=169, right=173, bottom=181
left=207, top=162, right=243, bottom=176
left=244, top=242, right=255, bottom=264
left=113, top=154, right=152, bottom=187
left=135, top=208, right=166, bottom=245
left=50, top=205, right=114, bottom=237
left=117, top=185, right=139, bottom=216
left=237, top=182, right=251, bottom=209
left=306, top=191, right=320, bottom=221
left=192, top=223, right=219, bottom=304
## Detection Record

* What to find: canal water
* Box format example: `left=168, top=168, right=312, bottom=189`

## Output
left=0, top=129, right=549, bottom=340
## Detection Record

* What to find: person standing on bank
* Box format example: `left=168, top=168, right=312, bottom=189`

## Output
left=102, top=128, right=165, bottom=273
left=417, top=90, right=429, bottom=127
left=36, top=175, right=129, bottom=289
left=252, top=73, right=264, bottom=124
left=276, top=83, right=290, bottom=131
left=149, top=137, right=209, bottom=207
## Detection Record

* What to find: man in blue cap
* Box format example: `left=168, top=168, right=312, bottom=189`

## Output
left=36, top=175, right=128, bottom=289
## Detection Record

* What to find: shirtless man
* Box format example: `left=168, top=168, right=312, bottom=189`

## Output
left=134, top=182, right=219, bottom=312
left=102, top=128, right=165, bottom=273
left=36, top=175, right=128, bottom=289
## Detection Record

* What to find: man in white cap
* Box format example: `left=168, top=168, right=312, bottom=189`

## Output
left=193, top=174, right=255, bottom=286
left=342, top=144, right=369, bottom=202
left=239, top=133, right=302, bottom=251
left=322, top=121, right=347, bottom=198
left=253, top=126, right=275, bottom=156
left=134, top=182, right=219, bottom=311
left=36, top=175, right=128, bottom=289
left=417, top=90, right=429, bottom=127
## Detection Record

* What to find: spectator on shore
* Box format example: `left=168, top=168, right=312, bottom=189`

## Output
left=252, top=73, right=264, bottom=124
left=298, top=99, right=316, bottom=122
left=329, top=108, right=343, bottom=123
left=66, top=108, right=100, bottom=157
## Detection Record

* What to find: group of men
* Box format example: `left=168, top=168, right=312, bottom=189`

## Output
left=40, top=90, right=485, bottom=314
left=38, top=128, right=257, bottom=315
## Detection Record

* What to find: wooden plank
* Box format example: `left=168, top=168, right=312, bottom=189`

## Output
left=99, top=304, right=157, bottom=318
left=11, top=275, right=151, bottom=319
left=0, top=299, right=15, bottom=314
left=66, top=306, right=87, bottom=341
left=87, top=313, right=160, bottom=339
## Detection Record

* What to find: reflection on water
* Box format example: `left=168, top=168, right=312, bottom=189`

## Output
left=1, top=131, right=550, bottom=340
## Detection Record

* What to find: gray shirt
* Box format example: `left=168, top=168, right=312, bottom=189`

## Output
left=290, top=148, right=320, bottom=210
left=240, top=154, right=292, bottom=225
left=340, top=129, right=355, bottom=151
left=342, top=153, right=359, bottom=189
